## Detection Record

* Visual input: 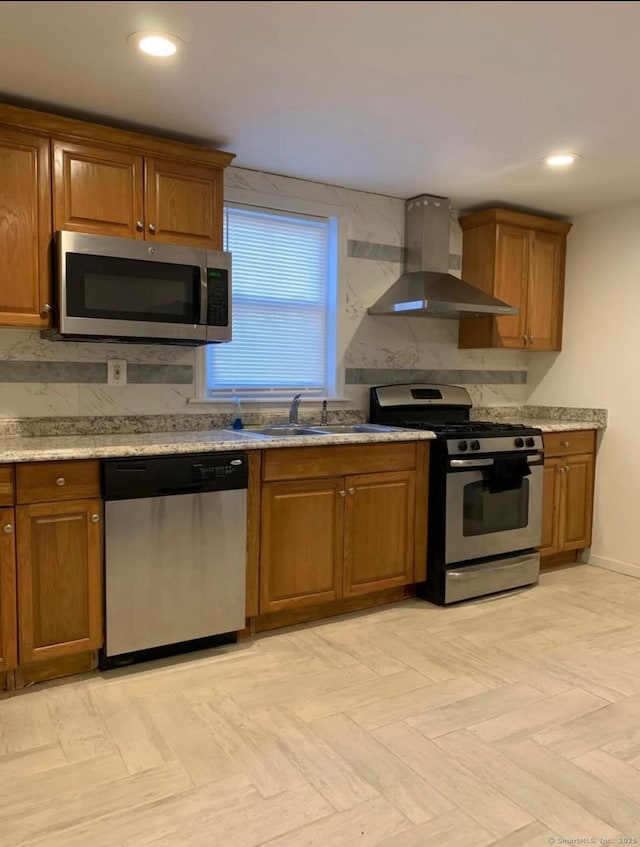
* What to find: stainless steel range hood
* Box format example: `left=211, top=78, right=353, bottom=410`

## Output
left=368, top=195, right=519, bottom=319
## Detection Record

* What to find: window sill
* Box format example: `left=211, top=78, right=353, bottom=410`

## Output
left=188, top=396, right=354, bottom=407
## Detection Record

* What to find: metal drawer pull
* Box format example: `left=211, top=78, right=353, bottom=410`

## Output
left=2, top=524, right=12, bottom=534
left=560, top=440, right=570, bottom=447
left=136, top=220, right=144, bottom=231
left=348, top=487, right=356, bottom=495
left=91, top=514, right=100, bottom=523
left=56, top=477, right=66, bottom=486
left=339, top=490, right=346, bottom=497
left=148, top=223, right=156, bottom=234
left=42, top=303, right=52, bottom=314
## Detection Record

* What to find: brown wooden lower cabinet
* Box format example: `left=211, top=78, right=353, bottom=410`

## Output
left=16, top=498, right=103, bottom=663
left=0, top=507, right=18, bottom=672
left=539, top=430, right=596, bottom=563
left=343, top=471, right=416, bottom=597
left=259, top=466, right=419, bottom=613
left=260, top=478, right=344, bottom=613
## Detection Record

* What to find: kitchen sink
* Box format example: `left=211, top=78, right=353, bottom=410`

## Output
left=306, top=423, right=402, bottom=434
left=234, top=425, right=325, bottom=438
left=233, top=423, right=404, bottom=438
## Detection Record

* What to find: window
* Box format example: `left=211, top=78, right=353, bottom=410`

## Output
left=202, top=202, right=338, bottom=400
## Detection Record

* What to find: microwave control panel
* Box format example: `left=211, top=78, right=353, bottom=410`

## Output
left=206, top=268, right=229, bottom=326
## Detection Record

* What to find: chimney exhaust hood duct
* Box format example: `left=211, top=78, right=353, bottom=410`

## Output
left=368, top=195, right=519, bottom=319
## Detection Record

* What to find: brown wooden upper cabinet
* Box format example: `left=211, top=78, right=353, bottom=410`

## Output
left=458, top=209, right=572, bottom=351
left=53, top=141, right=223, bottom=249
left=0, top=127, right=52, bottom=327
left=53, top=141, right=144, bottom=239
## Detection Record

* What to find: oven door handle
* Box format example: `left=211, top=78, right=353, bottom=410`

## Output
left=450, top=458, right=494, bottom=468
left=450, top=453, right=543, bottom=469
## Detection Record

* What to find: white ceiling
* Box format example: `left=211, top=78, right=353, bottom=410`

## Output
left=2, top=1, right=640, bottom=216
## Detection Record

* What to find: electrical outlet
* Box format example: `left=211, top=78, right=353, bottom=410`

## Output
left=107, top=360, right=127, bottom=386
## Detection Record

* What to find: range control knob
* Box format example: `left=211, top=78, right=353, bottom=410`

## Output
left=458, top=440, right=468, bottom=452
left=470, top=440, right=481, bottom=451
left=525, top=436, right=535, bottom=447
left=514, top=437, right=525, bottom=448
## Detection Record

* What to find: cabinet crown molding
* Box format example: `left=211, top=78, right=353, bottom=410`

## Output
left=0, top=102, right=235, bottom=169
left=459, top=207, right=572, bottom=235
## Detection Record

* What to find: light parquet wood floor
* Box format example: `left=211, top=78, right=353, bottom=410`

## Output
left=2, top=565, right=640, bottom=845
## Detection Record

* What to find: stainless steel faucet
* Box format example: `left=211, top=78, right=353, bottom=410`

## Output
left=288, top=393, right=302, bottom=424
left=320, top=400, right=328, bottom=425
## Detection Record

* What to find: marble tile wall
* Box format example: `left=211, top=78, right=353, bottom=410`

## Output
left=0, top=166, right=528, bottom=421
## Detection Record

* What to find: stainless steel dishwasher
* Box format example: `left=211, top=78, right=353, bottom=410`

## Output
left=101, top=451, right=247, bottom=668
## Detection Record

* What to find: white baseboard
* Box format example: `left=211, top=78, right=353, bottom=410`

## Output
left=589, top=554, right=640, bottom=579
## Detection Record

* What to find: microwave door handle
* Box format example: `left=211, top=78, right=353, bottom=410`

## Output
left=199, top=266, right=208, bottom=325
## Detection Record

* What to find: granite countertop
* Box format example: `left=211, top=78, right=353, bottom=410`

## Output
left=0, top=427, right=436, bottom=463
left=486, top=418, right=604, bottom=433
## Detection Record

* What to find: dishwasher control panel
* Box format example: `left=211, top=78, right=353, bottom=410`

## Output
left=102, top=452, right=249, bottom=500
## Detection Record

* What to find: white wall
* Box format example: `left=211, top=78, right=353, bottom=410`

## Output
left=0, top=166, right=527, bottom=419
left=527, top=201, right=640, bottom=572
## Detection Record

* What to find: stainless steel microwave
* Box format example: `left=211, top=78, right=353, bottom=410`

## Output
left=51, top=231, right=232, bottom=345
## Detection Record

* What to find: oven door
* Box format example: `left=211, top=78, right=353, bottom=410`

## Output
left=58, top=231, right=208, bottom=343
left=445, top=454, right=543, bottom=565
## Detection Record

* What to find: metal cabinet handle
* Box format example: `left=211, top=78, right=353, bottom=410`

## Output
left=2, top=524, right=12, bottom=534
left=42, top=304, right=52, bottom=314
left=56, top=477, right=66, bottom=486
left=136, top=220, right=144, bottom=232
left=560, top=440, right=570, bottom=447
left=148, top=223, right=156, bottom=234
left=339, top=490, right=346, bottom=497
left=91, top=514, right=100, bottom=523
left=348, top=487, right=356, bottom=495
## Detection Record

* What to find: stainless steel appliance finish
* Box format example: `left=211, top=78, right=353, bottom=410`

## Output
left=445, top=452, right=543, bottom=564
left=368, top=196, right=519, bottom=318
left=369, top=382, right=543, bottom=604
left=445, top=552, right=541, bottom=604
left=52, top=231, right=232, bottom=345
left=102, top=452, right=247, bottom=665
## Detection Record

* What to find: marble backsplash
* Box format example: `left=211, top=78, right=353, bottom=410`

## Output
left=0, top=165, right=528, bottom=419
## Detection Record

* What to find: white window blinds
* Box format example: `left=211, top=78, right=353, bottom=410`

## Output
left=206, top=204, right=335, bottom=396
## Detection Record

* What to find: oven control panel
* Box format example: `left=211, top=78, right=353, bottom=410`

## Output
left=447, top=433, right=544, bottom=455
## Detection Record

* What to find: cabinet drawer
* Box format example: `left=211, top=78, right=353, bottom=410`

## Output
left=263, top=442, right=418, bottom=482
left=16, top=460, right=100, bottom=504
left=544, top=430, right=596, bottom=457
left=0, top=466, right=14, bottom=506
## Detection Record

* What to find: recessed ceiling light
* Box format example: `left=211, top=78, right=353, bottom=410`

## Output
left=128, top=32, right=182, bottom=57
left=543, top=153, right=580, bottom=167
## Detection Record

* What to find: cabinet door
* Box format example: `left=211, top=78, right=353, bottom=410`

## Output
left=53, top=141, right=144, bottom=238
left=538, top=458, right=561, bottom=557
left=0, top=128, right=51, bottom=327
left=260, top=479, right=343, bottom=613
left=343, top=471, right=415, bottom=597
left=527, top=231, right=565, bottom=350
left=560, top=453, right=595, bottom=552
left=145, top=157, right=222, bottom=249
left=0, top=509, right=17, bottom=672
left=16, top=499, right=103, bottom=663
left=493, top=225, right=529, bottom=347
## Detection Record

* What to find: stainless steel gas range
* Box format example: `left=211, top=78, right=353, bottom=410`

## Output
left=370, top=383, right=544, bottom=605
